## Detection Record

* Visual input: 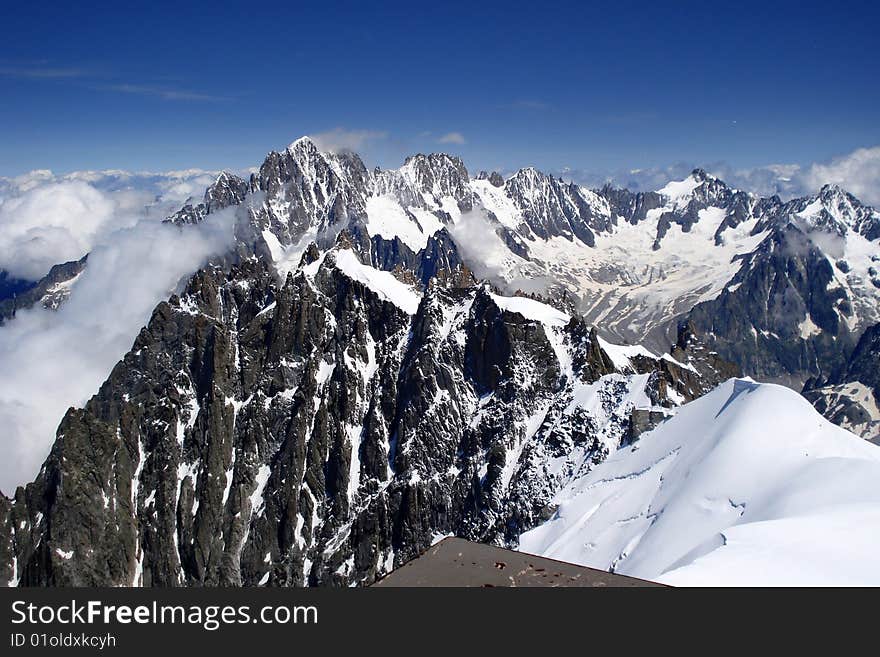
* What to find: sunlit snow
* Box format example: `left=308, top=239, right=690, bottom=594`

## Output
left=519, top=378, right=880, bottom=586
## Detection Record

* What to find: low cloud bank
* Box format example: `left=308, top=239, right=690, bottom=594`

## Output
left=0, top=207, right=235, bottom=494
left=0, top=169, right=219, bottom=280
left=800, top=146, right=880, bottom=206
left=556, top=145, right=880, bottom=207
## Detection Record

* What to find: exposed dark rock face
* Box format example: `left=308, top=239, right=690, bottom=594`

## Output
left=837, top=323, right=880, bottom=397
left=682, top=223, right=854, bottom=387
left=204, top=172, right=251, bottom=214
left=474, top=171, right=504, bottom=188
left=344, top=225, right=466, bottom=287
left=0, top=256, right=88, bottom=324
left=669, top=320, right=742, bottom=389
left=394, top=153, right=474, bottom=213
left=598, top=184, right=664, bottom=226
left=627, top=409, right=670, bottom=442
left=502, top=168, right=601, bottom=245
left=803, top=323, right=880, bottom=441
left=165, top=173, right=250, bottom=227
left=0, top=246, right=706, bottom=587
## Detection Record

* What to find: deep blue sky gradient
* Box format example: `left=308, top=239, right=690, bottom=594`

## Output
left=1, top=0, right=878, bottom=176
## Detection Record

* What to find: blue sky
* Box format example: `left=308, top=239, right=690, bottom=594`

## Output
left=1, top=0, right=878, bottom=176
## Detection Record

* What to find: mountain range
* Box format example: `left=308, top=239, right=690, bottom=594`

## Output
left=1, top=136, right=878, bottom=586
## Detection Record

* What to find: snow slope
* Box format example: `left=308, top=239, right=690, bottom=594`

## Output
left=331, top=248, right=421, bottom=314
left=365, top=195, right=443, bottom=251
left=518, top=378, right=880, bottom=586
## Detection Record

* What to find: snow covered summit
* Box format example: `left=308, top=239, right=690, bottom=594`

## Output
left=519, top=378, right=880, bottom=586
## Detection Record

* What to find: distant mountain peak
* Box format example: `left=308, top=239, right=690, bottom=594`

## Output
left=690, top=167, right=711, bottom=182
left=287, top=135, right=318, bottom=151
left=402, top=151, right=468, bottom=171
left=475, top=170, right=504, bottom=187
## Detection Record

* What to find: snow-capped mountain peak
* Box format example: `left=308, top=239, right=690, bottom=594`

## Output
left=519, top=377, right=880, bottom=585
left=287, top=134, right=318, bottom=152
left=396, top=152, right=473, bottom=211
left=794, top=183, right=880, bottom=239
left=656, top=170, right=705, bottom=200
left=159, top=136, right=879, bottom=404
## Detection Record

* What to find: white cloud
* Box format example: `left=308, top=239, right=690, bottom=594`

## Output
left=0, top=65, right=88, bottom=79
left=446, top=208, right=553, bottom=296
left=310, top=128, right=387, bottom=154
left=559, top=145, right=880, bottom=207
left=558, top=162, right=696, bottom=194
left=0, top=63, right=225, bottom=101
left=447, top=208, right=517, bottom=281
left=801, top=146, right=880, bottom=206
left=438, top=132, right=466, bottom=145
left=95, top=84, right=229, bottom=102
left=712, top=148, right=880, bottom=206
left=152, top=172, right=219, bottom=200
left=0, top=206, right=236, bottom=494
left=0, top=180, right=132, bottom=280
left=0, top=169, right=220, bottom=280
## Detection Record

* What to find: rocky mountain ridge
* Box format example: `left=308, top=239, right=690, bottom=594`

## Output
left=159, top=136, right=880, bottom=424
left=0, top=256, right=88, bottom=324
left=0, top=241, right=723, bottom=586
left=803, top=322, right=880, bottom=442
left=2, top=135, right=879, bottom=587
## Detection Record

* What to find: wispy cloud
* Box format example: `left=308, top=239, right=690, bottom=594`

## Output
left=95, top=83, right=230, bottom=102
left=438, top=132, right=466, bottom=145
left=0, top=65, right=90, bottom=79
left=0, top=61, right=226, bottom=102
left=0, top=183, right=237, bottom=492
left=310, top=128, right=387, bottom=153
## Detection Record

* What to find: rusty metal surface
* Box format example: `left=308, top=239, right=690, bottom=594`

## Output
left=373, top=538, right=664, bottom=587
